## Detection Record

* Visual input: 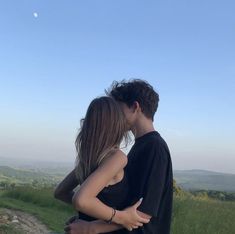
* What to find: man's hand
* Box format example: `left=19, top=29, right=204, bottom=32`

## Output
left=64, top=219, right=97, bottom=234
left=65, top=215, right=79, bottom=225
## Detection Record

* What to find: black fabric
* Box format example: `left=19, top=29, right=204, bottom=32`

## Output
left=123, top=131, right=173, bottom=234
left=79, top=171, right=129, bottom=234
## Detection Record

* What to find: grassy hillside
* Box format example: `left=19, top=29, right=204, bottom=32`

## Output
left=172, top=195, right=235, bottom=234
left=0, top=187, right=235, bottom=233
left=1, top=166, right=235, bottom=233
left=0, top=188, right=75, bottom=233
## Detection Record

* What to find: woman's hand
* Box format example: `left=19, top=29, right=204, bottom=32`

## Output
left=113, top=198, right=150, bottom=231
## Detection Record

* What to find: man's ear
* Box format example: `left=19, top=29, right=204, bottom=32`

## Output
left=132, top=101, right=141, bottom=113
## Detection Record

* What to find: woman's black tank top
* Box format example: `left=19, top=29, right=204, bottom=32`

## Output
left=78, top=171, right=129, bottom=233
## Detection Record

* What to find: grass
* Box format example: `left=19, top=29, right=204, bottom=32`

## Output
left=0, top=188, right=235, bottom=233
left=2, top=187, right=72, bottom=212
left=0, top=187, right=75, bottom=233
left=0, top=207, right=24, bottom=234
left=172, top=196, right=235, bottom=234
left=0, top=224, right=24, bottom=234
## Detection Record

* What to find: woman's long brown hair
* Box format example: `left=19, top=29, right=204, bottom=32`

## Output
left=75, top=96, right=128, bottom=184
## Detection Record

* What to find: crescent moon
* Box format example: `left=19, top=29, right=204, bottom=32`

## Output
left=33, top=12, right=38, bottom=18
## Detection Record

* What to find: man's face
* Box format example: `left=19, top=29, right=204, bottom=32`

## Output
left=118, top=102, right=136, bottom=130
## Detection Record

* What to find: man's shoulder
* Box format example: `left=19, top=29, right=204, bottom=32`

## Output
left=128, top=132, right=171, bottom=167
left=142, top=132, right=169, bottom=152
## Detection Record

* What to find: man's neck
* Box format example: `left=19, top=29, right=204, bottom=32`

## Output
left=131, top=118, right=155, bottom=139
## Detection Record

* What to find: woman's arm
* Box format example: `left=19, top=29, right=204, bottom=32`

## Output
left=73, top=150, right=150, bottom=231
left=54, top=169, right=78, bottom=204
left=73, top=150, right=127, bottom=219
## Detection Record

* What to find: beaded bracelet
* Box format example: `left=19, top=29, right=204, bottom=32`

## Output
left=106, top=208, right=116, bottom=224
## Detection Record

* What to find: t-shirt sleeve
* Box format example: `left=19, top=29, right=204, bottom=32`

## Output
left=137, top=144, right=169, bottom=217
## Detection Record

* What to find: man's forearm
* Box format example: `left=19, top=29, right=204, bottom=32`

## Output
left=92, top=220, right=123, bottom=233
left=54, top=169, right=78, bottom=204
left=57, top=191, right=75, bottom=204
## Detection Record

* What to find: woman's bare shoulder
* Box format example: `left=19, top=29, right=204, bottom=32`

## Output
left=101, top=149, right=128, bottom=168
left=114, top=149, right=128, bottom=164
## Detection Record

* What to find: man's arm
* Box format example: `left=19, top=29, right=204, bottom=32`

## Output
left=54, top=169, right=79, bottom=204
left=65, top=219, right=121, bottom=234
left=137, top=144, right=170, bottom=217
left=66, top=208, right=151, bottom=233
left=94, top=210, right=151, bottom=232
left=93, top=220, right=123, bottom=233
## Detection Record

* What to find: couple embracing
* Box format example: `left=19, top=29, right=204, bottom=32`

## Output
left=55, top=79, right=173, bottom=234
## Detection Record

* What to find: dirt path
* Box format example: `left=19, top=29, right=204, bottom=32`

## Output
left=0, top=208, right=51, bottom=234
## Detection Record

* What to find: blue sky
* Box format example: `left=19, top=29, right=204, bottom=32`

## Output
left=0, top=0, right=234, bottom=173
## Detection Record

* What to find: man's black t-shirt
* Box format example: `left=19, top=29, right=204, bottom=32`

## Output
left=123, top=131, right=173, bottom=234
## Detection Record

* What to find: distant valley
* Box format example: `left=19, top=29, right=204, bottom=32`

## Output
left=174, top=169, right=235, bottom=192
left=1, top=157, right=235, bottom=192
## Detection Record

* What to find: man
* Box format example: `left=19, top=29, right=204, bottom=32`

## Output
left=56, top=79, right=173, bottom=234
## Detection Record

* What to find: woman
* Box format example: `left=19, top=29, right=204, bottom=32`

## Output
left=55, top=96, right=149, bottom=233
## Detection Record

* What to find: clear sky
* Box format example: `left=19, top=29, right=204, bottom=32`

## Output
left=0, top=0, right=235, bottom=173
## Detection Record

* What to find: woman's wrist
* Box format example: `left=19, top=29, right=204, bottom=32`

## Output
left=112, top=210, right=125, bottom=225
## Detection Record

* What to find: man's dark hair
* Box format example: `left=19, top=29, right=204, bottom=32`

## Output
left=106, top=79, right=159, bottom=121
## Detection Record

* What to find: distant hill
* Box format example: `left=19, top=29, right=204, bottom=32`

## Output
left=174, top=169, right=235, bottom=192
left=0, top=157, right=72, bottom=188
left=0, top=156, right=73, bottom=172
left=0, top=166, right=64, bottom=187
left=1, top=156, right=235, bottom=193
